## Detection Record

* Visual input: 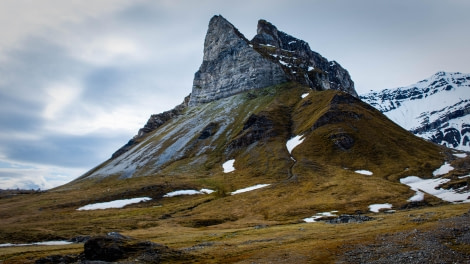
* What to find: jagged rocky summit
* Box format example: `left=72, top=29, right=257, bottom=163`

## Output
left=189, top=15, right=356, bottom=106
left=64, top=15, right=469, bottom=221
left=360, top=71, right=470, bottom=151
left=111, top=15, right=357, bottom=158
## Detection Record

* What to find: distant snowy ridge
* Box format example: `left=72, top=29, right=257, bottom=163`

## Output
left=360, top=72, right=470, bottom=151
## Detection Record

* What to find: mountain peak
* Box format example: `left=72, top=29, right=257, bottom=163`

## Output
left=360, top=71, right=470, bottom=151
left=188, top=16, right=357, bottom=106
left=253, top=19, right=310, bottom=52
left=189, top=16, right=287, bottom=106
left=202, top=15, right=250, bottom=61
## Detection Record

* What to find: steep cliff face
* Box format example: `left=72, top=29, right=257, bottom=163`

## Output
left=251, top=20, right=357, bottom=97
left=360, top=72, right=470, bottom=151
left=189, top=15, right=357, bottom=106
left=117, top=15, right=359, bottom=159
left=189, top=16, right=288, bottom=106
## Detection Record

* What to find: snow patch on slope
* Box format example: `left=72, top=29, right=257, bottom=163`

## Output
left=163, top=189, right=215, bottom=197
left=303, top=211, right=338, bottom=223
left=0, top=241, right=73, bottom=248
left=400, top=176, right=470, bottom=203
left=355, top=170, right=373, bottom=176
left=77, top=197, right=151, bottom=210
left=433, top=162, right=454, bottom=176
left=231, top=184, right=270, bottom=195
left=223, top=159, right=235, bottom=173
left=369, top=203, right=392, bottom=213
left=286, top=135, right=304, bottom=154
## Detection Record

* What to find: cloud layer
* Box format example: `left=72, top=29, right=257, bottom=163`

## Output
left=1, top=0, right=469, bottom=189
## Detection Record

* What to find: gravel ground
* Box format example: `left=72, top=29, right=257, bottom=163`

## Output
left=337, top=210, right=470, bottom=264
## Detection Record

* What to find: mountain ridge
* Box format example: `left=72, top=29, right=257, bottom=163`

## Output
left=189, top=15, right=356, bottom=106
left=360, top=71, right=470, bottom=151
left=111, top=15, right=358, bottom=159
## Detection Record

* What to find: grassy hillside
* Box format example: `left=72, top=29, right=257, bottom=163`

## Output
left=0, top=83, right=468, bottom=263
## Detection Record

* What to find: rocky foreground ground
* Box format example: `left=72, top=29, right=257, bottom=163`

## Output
left=338, top=210, right=470, bottom=264
left=32, top=210, right=470, bottom=264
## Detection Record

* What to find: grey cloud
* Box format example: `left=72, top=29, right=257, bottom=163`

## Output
left=0, top=171, right=46, bottom=190
left=82, top=67, right=131, bottom=106
left=117, top=2, right=170, bottom=27
left=2, top=132, right=128, bottom=168
left=0, top=92, right=43, bottom=132
left=3, top=36, right=87, bottom=83
left=0, top=110, right=42, bottom=133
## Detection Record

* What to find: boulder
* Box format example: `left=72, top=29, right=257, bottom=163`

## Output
left=83, top=232, right=183, bottom=263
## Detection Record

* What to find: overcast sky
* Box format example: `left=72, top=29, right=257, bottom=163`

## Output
left=1, top=0, right=469, bottom=190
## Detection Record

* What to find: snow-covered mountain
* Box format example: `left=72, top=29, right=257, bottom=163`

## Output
left=360, top=72, right=470, bottom=151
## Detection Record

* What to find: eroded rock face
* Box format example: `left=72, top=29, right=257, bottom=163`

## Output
left=111, top=95, right=190, bottom=159
left=189, top=15, right=288, bottom=106
left=252, top=20, right=357, bottom=97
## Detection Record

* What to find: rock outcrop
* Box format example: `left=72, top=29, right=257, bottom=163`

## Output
left=111, top=15, right=358, bottom=159
left=35, top=232, right=187, bottom=264
left=252, top=19, right=357, bottom=97
left=189, top=15, right=357, bottom=106
left=189, top=15, right=288, bottom=106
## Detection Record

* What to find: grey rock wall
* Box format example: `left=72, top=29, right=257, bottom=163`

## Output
left=189, top=16, right=357, bottom=106
left=252, top=19, right=357, bottom=97
left=189, top=16, right=288, bottom=106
